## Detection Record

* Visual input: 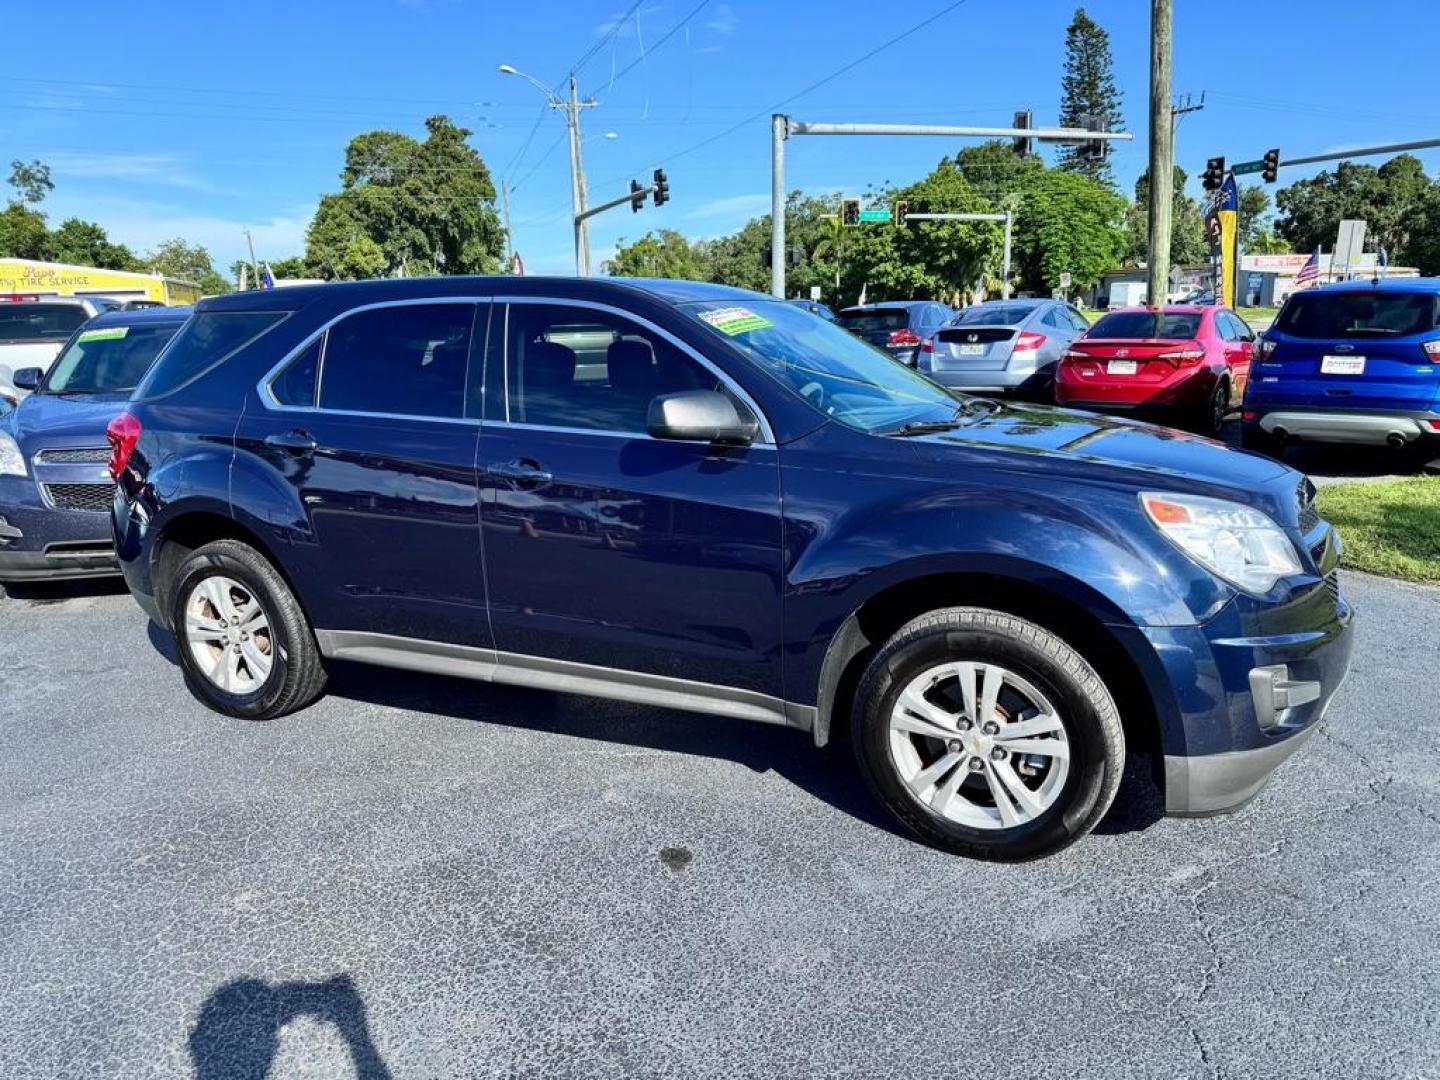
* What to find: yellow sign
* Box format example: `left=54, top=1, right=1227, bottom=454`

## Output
left=0, top=258, right=199, bottom=306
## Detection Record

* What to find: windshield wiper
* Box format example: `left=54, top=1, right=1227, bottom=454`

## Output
left=888, top=397, right=1003, bottom=436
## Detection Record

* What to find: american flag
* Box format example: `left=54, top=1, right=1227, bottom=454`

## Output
left=1294, top=247, right=1321, bottom=288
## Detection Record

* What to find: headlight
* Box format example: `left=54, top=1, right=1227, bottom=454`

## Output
left=1140, top=491, right=1301, bottom=594
left=0, top=432, right=25, bottom=477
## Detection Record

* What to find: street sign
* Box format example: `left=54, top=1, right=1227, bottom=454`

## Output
left=1231, top=160, right=1265, bottom=176
left=810, top=285, right=821, bottom=301
left=1333, top=219, right=1367, bottom=279
left=1059, top=272, right=1072, bottom=289
left=857, top=209, right=891, bottom=223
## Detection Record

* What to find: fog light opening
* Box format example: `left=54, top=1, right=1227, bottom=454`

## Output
left=1249, top=664, right=1323, bottom=730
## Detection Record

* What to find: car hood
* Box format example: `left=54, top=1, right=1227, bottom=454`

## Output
left=907, top=402, right=1293, bottom=494
left=9, top=391, right=130, bottom=450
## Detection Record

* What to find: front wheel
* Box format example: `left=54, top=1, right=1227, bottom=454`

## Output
left=852, top=608, right=1124, bottom=861
left=168, top=539, right=327, bottom=720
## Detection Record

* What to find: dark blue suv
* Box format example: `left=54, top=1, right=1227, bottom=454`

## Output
left=111, top=278, right=1354, bottom=861
left=1243, top=279, right=1440, bottom=463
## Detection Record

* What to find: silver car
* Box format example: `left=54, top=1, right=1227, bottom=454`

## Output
left=917, top=299, right=1089, bottom=400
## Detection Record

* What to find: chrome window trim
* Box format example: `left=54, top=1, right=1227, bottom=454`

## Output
left=315, top=628, right=813, bottom=731
left=257, top=296, right=492, bottom=424
left=494, top=296, right=776, bottom=446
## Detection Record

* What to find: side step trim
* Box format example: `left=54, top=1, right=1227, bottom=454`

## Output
left=315, top=629, right=815, bottom=732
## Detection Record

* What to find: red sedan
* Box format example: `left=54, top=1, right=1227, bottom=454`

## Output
left=1055, top=306, right=1255, bottom=433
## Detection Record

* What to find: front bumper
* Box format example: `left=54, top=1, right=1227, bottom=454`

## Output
left=0, top=477, right=118, bottom=582
left=1248, top=408, right=1440, bottom=447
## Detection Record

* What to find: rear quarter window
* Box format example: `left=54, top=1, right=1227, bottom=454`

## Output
left=136, top=311, right=286, bottom=398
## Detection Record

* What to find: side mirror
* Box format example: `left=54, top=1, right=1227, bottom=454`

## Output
left=647, top=389, right=759, bottom=446
left=11, top=367, right=42, bottom=392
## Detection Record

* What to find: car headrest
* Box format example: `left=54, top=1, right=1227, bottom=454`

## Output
left=606, top=339, right=656, bottom=393
left=526, top=340, right=577, bottom=392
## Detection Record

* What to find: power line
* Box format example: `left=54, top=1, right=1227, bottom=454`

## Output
left=0, top=74, right=484, bottom=108
left=573, top=0, right=647, bottom=76
left=592, top=0, right=713, bottom=100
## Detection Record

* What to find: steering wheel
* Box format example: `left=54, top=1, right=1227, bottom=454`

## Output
left=798, top=380, right=825, bottom=409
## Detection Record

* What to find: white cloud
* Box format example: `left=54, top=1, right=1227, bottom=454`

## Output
left=703, top=3, right=737, bottom=34
left=42, top=151, right=224, bottom=194
left=593, top=3, right=667, bottom=37
left=686, top=193, right=769, bottom=221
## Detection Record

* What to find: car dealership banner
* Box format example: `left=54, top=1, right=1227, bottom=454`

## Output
left=1204, top=175, right=1239, bottom=308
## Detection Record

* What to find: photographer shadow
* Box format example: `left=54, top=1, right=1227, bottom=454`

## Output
left=189, top=973, right=391, bottom=1080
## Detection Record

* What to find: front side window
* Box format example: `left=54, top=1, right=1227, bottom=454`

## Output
left=319, top=303, right=476, bottom=419
left=502, top=304, right=722, bottom=434
left=42, top=322, right=182, bottom=393
left=682, top=299, right=962, bottom=435
left=0, top=303, right=89, bottom=344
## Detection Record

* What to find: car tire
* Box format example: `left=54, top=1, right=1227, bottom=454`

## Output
left=168, top=539, right=327, bottom=721
left=1240, top=424, right=1282, bottom=457
left=1198, top=377, right=1229, bottom=436
left=851, top=607, right=1124, bottom=861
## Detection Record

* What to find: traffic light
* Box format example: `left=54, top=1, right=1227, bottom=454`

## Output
left=1202, top=156, right=1226, bottom=192
left=840, top=197, right=861, bottom=227
left=629, top=179, right=645, bottom=213
left=1079, top=115, right=1108, bottom=161
left=893, top=200, right=908, bottom=227
left=1012, top=110, right=1033, bottom=157
left=652, top=168, right=669, bottom=206
left=1262, top=148, right=1280, bottom=184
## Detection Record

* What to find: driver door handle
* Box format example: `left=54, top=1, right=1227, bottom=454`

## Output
left=486, top=459, right=554, bottom=486
left=264, top=429, right=317, bottom=456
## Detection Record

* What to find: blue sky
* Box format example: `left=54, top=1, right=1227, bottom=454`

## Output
left=4, top=0, right=1438, bottom=277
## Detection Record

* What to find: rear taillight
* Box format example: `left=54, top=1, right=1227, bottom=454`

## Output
left=1423, top=341, right=1440, bottom=361
left=1257, top=338, right=1277, bottom=360
left=919, top=337, right=934, bottom=353
left=1425, top=418, right=1440, bottom=432
left=106, top=412, right=141, bottom=482
left=888, top=329, right=922, bottom=347
left=1156, top=345, right=1206, bottom=366
left=1242, top=411, right=1258, bottom=422
left=1061, top=349, right=1090, bottom=363
left=1014, top=331, right=1046, bottom=352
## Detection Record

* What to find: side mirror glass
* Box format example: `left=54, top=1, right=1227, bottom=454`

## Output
left=11, top=367, right=42, bottom=392
left=647, top=389, right=758, bottom=446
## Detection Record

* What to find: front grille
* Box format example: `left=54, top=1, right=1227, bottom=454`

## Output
left=43, top=482, right=115, bottom=513
left=1297, top=477, right=1320, bottom=533
left=1325, top=570, right=1341, bottom=605
left=35, top=447, right=110, bottom=464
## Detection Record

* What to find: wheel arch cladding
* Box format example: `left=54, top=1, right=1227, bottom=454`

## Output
left=809, top=569, right=1171, bottom=777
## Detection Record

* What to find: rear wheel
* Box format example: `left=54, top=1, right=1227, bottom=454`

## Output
left=168, top=539, right=326, bottom=720
left=851, top=607, right=1124, bottom=861
left=1241, top=423, right=1283, bottom=457
left=1198, top=377, right=1229, bottom=435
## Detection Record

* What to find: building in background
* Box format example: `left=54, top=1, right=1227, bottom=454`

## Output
left=0, top=259, right=200, bottom=307
left=1239, top=253, right=1418, bottom=307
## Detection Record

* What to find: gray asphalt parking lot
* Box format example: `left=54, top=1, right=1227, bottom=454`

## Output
left=2, top=569, right=1438, bottom=1078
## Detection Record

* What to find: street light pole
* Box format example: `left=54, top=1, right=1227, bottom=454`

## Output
left=770, top=114, right=787, bottom=298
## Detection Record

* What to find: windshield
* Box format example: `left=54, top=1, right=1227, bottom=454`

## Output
left=949, top=303, right=1038, bottom=327
left=1089, top=311, right=1202, bottom=339
left=1276, top=291, right=1438, bottom=338
left=43, top=322, right=183, bottom=393
left=836, top=308, right=910, bottom=333
left=683, top=299, right=962, bottom=434
left=0, top=303, right=89, bottom=345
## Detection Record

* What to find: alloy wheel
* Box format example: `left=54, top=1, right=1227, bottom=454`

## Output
left=183, top=575, right=274, bottom=694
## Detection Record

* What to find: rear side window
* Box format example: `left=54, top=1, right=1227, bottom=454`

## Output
left=0, top=303, right=88, bottom=344
left=138, top=311, right=285, bottom=398
left=1089, top=311, right=1202, bottom=339
left=318, top=303, right=476, bottom=419
left=837, top=308, right=909, bottom=332
left=1275, top=292, right=1438, bottom=339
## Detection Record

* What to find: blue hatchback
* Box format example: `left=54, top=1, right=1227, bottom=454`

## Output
left=110, top=278, right=1353, bottom=860
left=1243, top=279, right=1440, bottom=463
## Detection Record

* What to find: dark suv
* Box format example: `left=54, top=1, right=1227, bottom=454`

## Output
left=111, top=278, right=1353, bottom=861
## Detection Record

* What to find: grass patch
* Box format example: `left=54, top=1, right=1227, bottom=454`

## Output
left=1315, top=477, right=1440, bottom=584
left=1237, top=306, right=1279, bottom=327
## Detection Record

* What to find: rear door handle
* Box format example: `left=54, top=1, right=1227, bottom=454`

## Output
left=264, top=430, right=318, bottom=456
left=486, top=459, right=553, bottom=486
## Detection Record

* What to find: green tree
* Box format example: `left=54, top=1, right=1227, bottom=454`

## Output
left=1401, top=184, right=1440, bottom=274
left=145, top=238, right=230, bottom=295
left=1124, top=166, right=1208, bottom=267
left=48, top=218, right=141, bottom=270
left=884, top=163, right=1001, bottom=301
left=7, top=159, right=53, bottom=205
left=1275, top=154, right=1433, bottom=258
left=0, top=202, right=49, bottom=259
left=1056, top=7, right=1124, bottom=186
left=954, top=140, right=1044, bottom=209
left=305, top=115, right=503, bottom=280
left=603, top=229, right=711, bottom=279
left=1013, top=168, right=1127, bottom=292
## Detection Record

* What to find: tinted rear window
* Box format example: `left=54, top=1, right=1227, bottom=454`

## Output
left=0, top=303, right=88, bottom=344
left=1089, top=311, right=1202, bottom=339
left=43, top=323, right=183, bottom=393
left=1275, top=292, right=1438, bottom=338
left=950, top=304, right=1037, bottom=327
left=137, top=311, right=285, bottom=398
left=837, top=308, right=910, bottom=332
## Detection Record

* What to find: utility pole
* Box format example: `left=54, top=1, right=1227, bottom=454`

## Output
left=771, top=115, right=788, bottom=298
left=242, top=227, right=261, bottom=286
left=1146, top=0, right=1174, bottom=307
left=564, top=73, right=596, bottom=276
left=1170, top=91, right=1204, bottom=135
left=500, top=180, right=514, bottom=271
